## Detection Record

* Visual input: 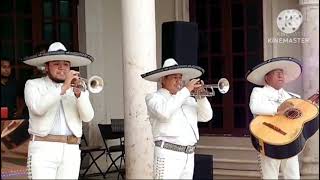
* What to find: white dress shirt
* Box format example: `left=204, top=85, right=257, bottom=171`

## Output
left=145, top=87, right=213, bottom=146
left=24, top=76, right=94, bottom=137
left=49, top=100, right=73, bottom=135
left=249, top=85, right=300, bottom=116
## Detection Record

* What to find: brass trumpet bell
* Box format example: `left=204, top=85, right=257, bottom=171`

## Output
left=215, top=78, right=230, bottom=94
left=87, top=75, right=104, bottom=93
left=191, top=78, right=229, bottom=97
left=72, top=75, right=104, bottom=93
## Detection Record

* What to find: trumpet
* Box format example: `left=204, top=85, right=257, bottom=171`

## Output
left=71, top=75, right=104, bottom=93
left=191, top=78, right=230, bottom=97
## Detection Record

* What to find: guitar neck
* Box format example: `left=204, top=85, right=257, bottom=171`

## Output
left=308, top=91, right=319, bottom=105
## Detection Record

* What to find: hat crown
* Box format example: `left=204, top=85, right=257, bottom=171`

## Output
left=48, top=42, right=67, bottom=52
left=162, top=58, right=178, bottom=68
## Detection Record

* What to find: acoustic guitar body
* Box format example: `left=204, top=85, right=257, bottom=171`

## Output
left=250, top=98, right=319, bottom=159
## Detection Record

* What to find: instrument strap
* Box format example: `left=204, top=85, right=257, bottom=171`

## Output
left=288, top=92, right=300, bottom=98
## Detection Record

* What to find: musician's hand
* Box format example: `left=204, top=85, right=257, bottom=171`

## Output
left=186, top=79, right=202, bottom=92
left=193, top=80, right=204, bottom=91
left=193, top=80, right=206, bottom=99
left=73, top=86, right=81, bottom=98
left=61, top=70, right=80, bottom=95
left=277, top=101, right=294, bottom=115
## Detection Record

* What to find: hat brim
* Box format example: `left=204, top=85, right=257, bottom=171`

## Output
left=246, top=57, right=302, bottom=86
left=141, top=65, right=204, bottom=82
left=23, top=51, right=94, bottom=67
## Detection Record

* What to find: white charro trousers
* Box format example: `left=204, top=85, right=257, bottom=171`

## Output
left=154, top=146, right=195, bottom=179
left=259, top=154, right=300, bottom=179
left=27, top=140, right=81, bottom=179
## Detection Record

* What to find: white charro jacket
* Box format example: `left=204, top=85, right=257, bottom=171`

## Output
left=249, top=85, right=300, bottom=116
left=146, top=87, right=213, bottom=146
left=24, top=76, right=94, bottom=137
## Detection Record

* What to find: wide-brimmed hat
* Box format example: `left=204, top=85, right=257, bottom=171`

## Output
left=141, top=58, right=204, bottom=82
left=246, top=57, right=302, bottom=86
left=23, top=42, right=94, bottom=67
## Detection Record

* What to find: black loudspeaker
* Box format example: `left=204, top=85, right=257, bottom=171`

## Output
left=193, top=154, right=213, bottom=180
left=162, top=21, right=198, bottom=65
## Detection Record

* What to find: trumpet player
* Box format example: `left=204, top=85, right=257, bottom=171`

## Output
left=22, top=42, right=94, bottom=179
left=141, top=58, right=213, bottom=179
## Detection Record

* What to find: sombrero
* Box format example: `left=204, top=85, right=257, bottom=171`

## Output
left=141, top=58, right=204, bottom=82
left=23, top=42, right=94, bottom=67
left=246, top=57, right=302, bottom=86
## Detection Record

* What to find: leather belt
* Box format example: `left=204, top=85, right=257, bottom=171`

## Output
left=154, top=140, right=196, bottom=154
left=30, top=134, right=81, bottom=144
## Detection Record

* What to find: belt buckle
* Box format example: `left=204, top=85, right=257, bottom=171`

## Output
left=67, top=136, right=79, bottom=144
left=185, top=145, right=194, bottom=154
left=66, top=136, right=72, bottom=144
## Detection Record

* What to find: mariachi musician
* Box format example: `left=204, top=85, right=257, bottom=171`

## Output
left=22, top=42, right=95, bottom=179
left=141, top=58, right=213, bottom=179
left=246, top=57, right=304, bottom=179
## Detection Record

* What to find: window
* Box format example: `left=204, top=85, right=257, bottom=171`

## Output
left=189, top=0, right=263, bottom=136
left=0, top=0, right=78, bottom=83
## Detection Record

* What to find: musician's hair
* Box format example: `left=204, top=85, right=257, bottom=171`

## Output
left=160, top=77, right=165, bottom=87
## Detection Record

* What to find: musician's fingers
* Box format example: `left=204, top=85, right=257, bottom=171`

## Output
left=280, top=101, right=292, bottom=108
left=73, top=86, right=82, bottom=98
left=200, top=80, right=204, bottom=85
left=189, top=79, right=195, bottom=83
left=186, top=79, right=199, bottom=92
left=186, top=79, right=197, bottom=86
left=192, top=78, right=200, bottom=85
left=194, top=83, right=202, bottom=88
left=73, top=87, right=81, bottom=93
left=285, top=102, right=294, bottom=108
left=69, top=70, right=80, bottom=76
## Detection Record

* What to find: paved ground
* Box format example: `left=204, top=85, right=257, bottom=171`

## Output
left=1, top=141, right=124, bottom=180
left=1, top=141, right=28, bottom=179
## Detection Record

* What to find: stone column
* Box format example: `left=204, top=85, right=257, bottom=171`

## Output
left=299, top=0, right=319, bottom=179
left=121, top=0, right=157, bottom=178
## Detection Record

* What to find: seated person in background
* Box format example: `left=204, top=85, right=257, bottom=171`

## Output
left=1, top=59, right=26, bottom=119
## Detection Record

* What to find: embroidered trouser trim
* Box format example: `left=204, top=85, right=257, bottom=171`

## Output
left=27, top=140, right=81, bottom=179
left=153, top=146, right=194, bottom=179
left=258, top=154, right=300, bottom=179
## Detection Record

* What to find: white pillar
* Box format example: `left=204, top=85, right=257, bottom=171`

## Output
left=121, top=0, right=157, bottom=178
left=299, top=0, right=319, bottom=179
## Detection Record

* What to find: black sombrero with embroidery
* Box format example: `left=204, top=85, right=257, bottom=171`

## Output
left=246, top=57, right=302, bottom=86
left=23, top=42, right=94, bottom=67
left=141, top=58, right=204, bottom=82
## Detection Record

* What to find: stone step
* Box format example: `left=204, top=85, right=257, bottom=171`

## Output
left=213, top=169, right=260, bottom=179
left=198, top=136, right=253, bottom=147
left=196, top=136, right=258, bottom=161
left=213, top=169, right=318, bottom=180
left=301, top=175, right=320, bottom=180
left=213, top=158, right=259, bottom=171
left=196, top=144, right=258, bottom=161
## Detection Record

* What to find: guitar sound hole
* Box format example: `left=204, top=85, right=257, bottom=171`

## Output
left=285, top=108, right=302, bottom=119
